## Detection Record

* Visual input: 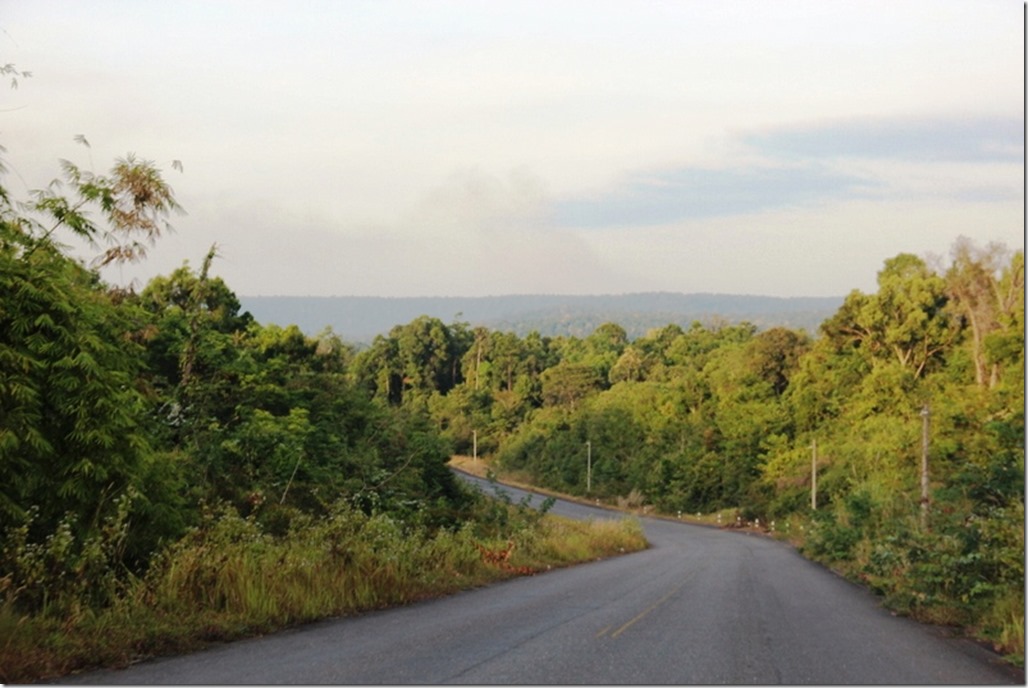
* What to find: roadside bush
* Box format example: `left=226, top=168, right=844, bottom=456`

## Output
left=803, top=509, right=860, bottom=562
left=0, top=489, right=136, bottom=617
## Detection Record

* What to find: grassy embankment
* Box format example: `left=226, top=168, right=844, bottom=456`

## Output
left=0, top=491, right=645, bottom=683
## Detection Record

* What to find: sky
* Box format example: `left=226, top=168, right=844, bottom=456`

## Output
left=2, top=0, right=1024, bottom=298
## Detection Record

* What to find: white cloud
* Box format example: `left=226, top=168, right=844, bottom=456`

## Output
left=3, top=0, right=1022, bottom=299
left=577, top=196, right=1025, bottom=298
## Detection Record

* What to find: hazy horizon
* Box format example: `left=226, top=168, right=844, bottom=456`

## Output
left=235, top=290, right=848, bottom=299
left=238, top=292, right=847, bottom=342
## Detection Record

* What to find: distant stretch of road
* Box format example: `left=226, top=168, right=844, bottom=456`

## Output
left=63, top=475, right=1021, bottom=684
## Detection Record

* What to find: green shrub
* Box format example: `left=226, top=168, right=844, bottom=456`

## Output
left=0, top=489, right=136, bottom=617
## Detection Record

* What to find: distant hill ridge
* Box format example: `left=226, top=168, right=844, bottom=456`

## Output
left=238, top=293, right=844, bottom=344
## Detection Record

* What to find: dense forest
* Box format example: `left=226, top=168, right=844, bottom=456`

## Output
left=0, top=140, right=1023, bottom=674
left=0, top=150, right=650, bottom=681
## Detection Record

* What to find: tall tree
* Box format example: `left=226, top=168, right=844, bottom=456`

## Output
left=945, top=238, right=1024, bottom=388
left=823, top=254, right=954, bottom=379
left=540, top=362, right=603, bottom=411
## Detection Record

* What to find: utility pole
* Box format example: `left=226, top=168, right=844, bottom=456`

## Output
left=586, top=440, right=592, bottom=494
left=920, top=404, right=930, bottom=529
left=811, top=438, right=817, bottom=511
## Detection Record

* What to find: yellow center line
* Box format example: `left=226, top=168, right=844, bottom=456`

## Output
left=609, top=575, right=692, bottom=639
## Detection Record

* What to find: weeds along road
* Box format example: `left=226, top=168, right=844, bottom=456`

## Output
left=62, top=475, right=1020, bottom=685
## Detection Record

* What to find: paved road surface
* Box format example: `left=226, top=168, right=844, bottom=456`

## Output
left=61, top=475, right=1021, bottom=684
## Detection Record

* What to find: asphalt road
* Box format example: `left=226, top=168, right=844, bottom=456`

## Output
left=61, top=475, right=1021, bottom=684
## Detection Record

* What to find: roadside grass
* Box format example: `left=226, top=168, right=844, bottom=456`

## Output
left=526, top=516, right=645, bottom=568
left=981, top=591, right=1026, bottom=666
left=0, top=499, right=646, bottom=683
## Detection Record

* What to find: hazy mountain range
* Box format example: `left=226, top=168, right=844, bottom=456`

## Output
left=239, top=293, right=845, bottom=345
